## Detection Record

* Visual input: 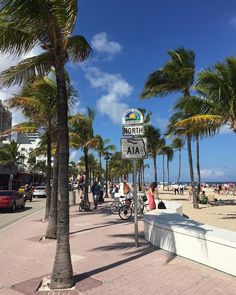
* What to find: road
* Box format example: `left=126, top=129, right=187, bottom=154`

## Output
left=0, top=197, right=46, bottom=231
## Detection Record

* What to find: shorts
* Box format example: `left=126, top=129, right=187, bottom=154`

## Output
left=94, top=194, right=100, bottom=201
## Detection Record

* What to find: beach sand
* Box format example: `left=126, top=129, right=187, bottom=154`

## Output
left=158, top=188, right=236, bottom=232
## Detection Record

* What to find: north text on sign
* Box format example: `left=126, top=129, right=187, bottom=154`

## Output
left=122, top=125, right=144, bottom=136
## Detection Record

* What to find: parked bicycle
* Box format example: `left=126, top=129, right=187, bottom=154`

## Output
left=118, top=194, right=149, bottom=220
left=110, top=194, right=133, bottom=214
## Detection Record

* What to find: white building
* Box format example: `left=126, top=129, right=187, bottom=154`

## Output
left=17, top=133, right=47, bottom=172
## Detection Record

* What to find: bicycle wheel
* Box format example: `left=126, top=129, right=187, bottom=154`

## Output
left=119, top=205, right=132, bottom=220
left=141, top=204, right=150, bottom=215
left=110, top=201, right=122, bottom=214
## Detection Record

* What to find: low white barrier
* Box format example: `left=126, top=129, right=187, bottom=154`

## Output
left=144, top=201, right=236, bottom=276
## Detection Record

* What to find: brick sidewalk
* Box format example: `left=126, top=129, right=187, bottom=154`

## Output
left=1, top=198, right=236, bottom=295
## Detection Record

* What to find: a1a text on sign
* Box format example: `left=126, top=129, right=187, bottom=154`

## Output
left=122, top=125, right=144, bottom=136
left=121, top=138, right=147, bottom=159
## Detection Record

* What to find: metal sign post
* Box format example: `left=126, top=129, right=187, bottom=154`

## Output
left=121, top=108, right=147, bottom=248
left=132, top=159, right=138, bottom=247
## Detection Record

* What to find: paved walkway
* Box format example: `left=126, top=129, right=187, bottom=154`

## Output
left=1, top=197, right=236, bottom=295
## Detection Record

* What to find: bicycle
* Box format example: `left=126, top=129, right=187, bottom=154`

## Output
left=118, top=195, right=149, bottom=220
left=79, top=190, right=91, bottom=211
left=110, top=195, right=133, bottom=214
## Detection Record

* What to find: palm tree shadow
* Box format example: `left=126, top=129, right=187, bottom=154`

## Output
left=74, top=242, right=157, bottom=284
left=70, top=220, right=129, bottom=235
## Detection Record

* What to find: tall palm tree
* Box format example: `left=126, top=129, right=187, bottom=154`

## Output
left=173, top=94, right=221, bottom=196
left=0, top=141, right=25, bottom=189
left=166, top=110, right=197, bottom=206
left=0, top=1, right=91, bottom=289
left=141, top=47, right=198, bottom=207
left=144, top=125, right=165, bottom=182
left=109, top=152, right=132, bottom=182
left=4, top=75, right=64, bottom=220
left=175, top=57, right=236, bottom=133
left=171, top=137, right=185, bottom=183
left=161, top=146, right=174, bottom=190
left=95, top=135, right=116, bottom=183
left=69, top=108, right=98, bottom=203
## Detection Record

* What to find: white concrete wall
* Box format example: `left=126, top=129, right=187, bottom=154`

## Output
left=144, top=202, right=236, bottom=277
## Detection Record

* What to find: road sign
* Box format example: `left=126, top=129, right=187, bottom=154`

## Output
left=122, top=125, right=144, bottom=136
left=122, top=109, right=144, bottom=125
left=121, top=138, right=147, bottom=159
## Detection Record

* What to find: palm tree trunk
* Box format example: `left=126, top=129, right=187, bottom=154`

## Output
left=187, top=135, right=198, bottom=208
left=83, top=147, right=89, bottom=203
left=153, top=155, right=157, bottom=182
left=196, top=135, right=201, bottom=196
left=177, top=148, right=181, bottom=183
left=45, top=127, right=52, bottom=220
left=50, top=36, right=73, bottom=289
left=45, top=146, right=58, bottom=239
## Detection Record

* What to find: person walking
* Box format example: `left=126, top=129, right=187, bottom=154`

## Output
left=91, top=181, right=102, bottom=209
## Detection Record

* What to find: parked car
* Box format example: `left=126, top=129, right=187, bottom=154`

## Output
left=0, top=190, right=26, bottom=212
left=33, top=186, right=47, bottom=197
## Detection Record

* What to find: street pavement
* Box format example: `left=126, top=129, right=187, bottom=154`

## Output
left=0, top=198, right=46, bottom=231
left=1, top=195, right=236, bottom=295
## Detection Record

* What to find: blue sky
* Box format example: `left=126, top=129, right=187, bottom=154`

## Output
left=1, top=0, right=236, bottom=182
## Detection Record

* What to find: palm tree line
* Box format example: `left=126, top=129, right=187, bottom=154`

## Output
left=0, top=0, right=233, bottom=289
left=141, top=47, right=236, bottom=209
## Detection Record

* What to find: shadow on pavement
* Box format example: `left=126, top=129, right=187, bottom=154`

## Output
left=70, top=220, right=129, bottom=235
left=74, top=244, right=157, bottom=284
left=0, top=206, right=32, bottom=214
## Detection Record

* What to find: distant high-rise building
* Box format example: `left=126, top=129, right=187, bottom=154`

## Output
left=0, top=100, right=12, bottom=142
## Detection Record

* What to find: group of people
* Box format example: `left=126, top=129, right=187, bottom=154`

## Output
left=173, top=184, right=184, bottom=195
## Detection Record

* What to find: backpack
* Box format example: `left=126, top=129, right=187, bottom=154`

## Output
left=158, top=200, right=166, bottom=209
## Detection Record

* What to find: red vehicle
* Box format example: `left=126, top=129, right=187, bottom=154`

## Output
left=0, top=190, right=26, bottom=212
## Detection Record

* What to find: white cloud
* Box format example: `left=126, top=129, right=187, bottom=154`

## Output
left=200, top=169, right=225, bottom=180
left=84, top=66, right=133, bottom=124
left=228, top=16, right=236, bottom=27
left=70, top=150, right=79, bottom=162
left=91, top=32, right=122, bottom=58
left=219, top=125, right=232, bottom=134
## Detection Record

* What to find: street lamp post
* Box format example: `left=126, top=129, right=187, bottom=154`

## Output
left=104, top=154, right=110, bottom=198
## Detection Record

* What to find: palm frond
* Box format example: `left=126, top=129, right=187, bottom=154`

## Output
left=173, top=115, right=223, bottom=128
left=0, top=122, right=38, bottom=138
left=0, top=22, right=38, bottom=56
left=66, top=34, right=92, bottom=62
left=0, top=52, right=52, bottom=86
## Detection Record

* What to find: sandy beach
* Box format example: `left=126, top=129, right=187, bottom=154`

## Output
left=158, top=188, right=236, bottom=232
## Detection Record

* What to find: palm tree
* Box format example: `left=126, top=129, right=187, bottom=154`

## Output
left=0, top=141, right=25, bottom=189
left=69, top=108, right=98, bottom=203
left=4, top=75, right=62, bottom=219
left=171, top=137, right=185, bottom=183
left=109, top=152, right=132, bottom=182
left=0, top=1, right=91, bottom=289
left=175, top=57, right=236, bottom=133
left=166, top=110, right=198, bottom=207
left=141, top=47, right=198, bottom=207
left=95, top=135, right=116, bottom=183
left=172, top=94, right=221, bottom=196
left=144, top=125, right=165, bottom=182
left=161, top=146, right=174, bottom=190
